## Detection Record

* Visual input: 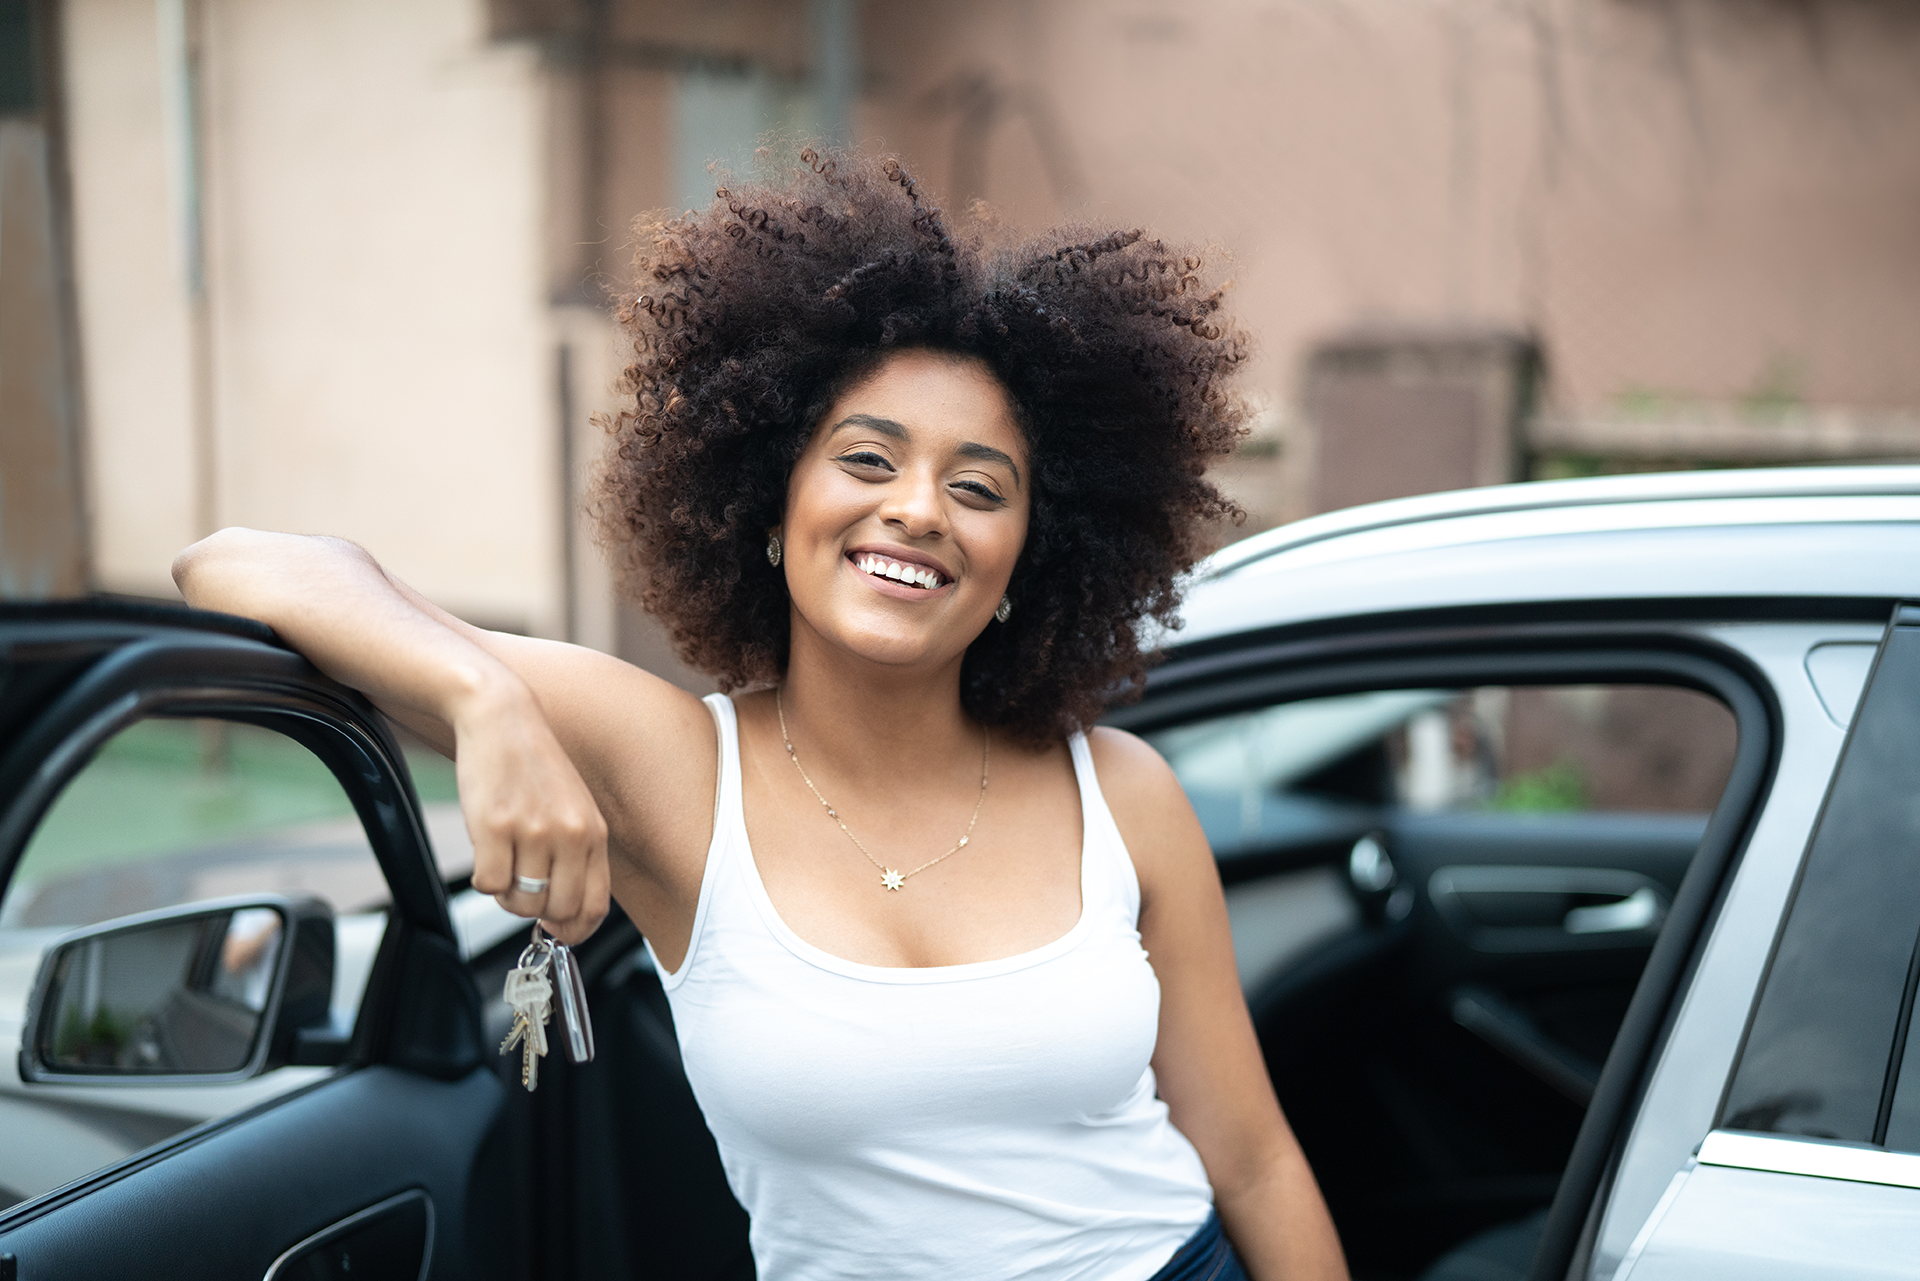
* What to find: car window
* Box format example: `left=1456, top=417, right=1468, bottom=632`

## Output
left=1151, top=683, right=1736, bottom=853
left=0, top=715, right=458, bottom=1211
left=1724, top=615, right=1920, bottom=1149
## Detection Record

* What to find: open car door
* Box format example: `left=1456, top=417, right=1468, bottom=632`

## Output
left=1111, top=618, right=1772, bottom=1278
left=0, top=602, right=501, bottom=1280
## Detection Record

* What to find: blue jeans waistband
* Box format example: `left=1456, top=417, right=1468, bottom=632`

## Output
left=1146, top=1211, right=1248, bottom=1281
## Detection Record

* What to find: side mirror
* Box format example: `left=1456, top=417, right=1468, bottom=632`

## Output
left=19, top=895, right=338, bottom=1084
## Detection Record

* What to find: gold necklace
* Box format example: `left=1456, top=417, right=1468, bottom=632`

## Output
left=775, top=687, right=989, bottom=892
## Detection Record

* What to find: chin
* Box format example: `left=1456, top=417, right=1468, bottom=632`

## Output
left=834, top=627, right=947, bottom=668
left=828, top=610, right=978, bottom=670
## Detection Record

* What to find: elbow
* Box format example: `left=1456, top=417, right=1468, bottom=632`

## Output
left=172, top=527, right=260, bottom=603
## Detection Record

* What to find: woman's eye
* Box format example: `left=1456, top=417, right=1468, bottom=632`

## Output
left=837, top=451, right=893, bottom=470
left=953, top=480, right=1006, bottom=505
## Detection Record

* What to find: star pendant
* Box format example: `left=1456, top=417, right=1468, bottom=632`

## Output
left=880, top=868, right=906, bottom=891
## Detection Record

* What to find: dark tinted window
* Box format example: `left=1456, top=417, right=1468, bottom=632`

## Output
left=1722, top=610, right=1920, bottom=1143
left=1885, top=989, right=1920, bottom=1151
left=0, top=1, right=36, bottom=116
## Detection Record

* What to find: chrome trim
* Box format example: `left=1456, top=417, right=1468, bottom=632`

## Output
left=1697, top=1130, right=1920, bottom=1191
left=261, top=1187, right=434, bottom=1281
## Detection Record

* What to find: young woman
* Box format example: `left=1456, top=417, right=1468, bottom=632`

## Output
left=174, top=151, right=1347, bottom=1281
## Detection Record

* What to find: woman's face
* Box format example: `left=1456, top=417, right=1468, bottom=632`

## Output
left=780, top=349, right=1030, bottom=674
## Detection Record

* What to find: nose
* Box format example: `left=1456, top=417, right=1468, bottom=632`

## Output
left=878, top=466, right=947, bottom=540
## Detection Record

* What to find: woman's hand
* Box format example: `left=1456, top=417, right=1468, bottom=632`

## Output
left=452, top=678, right=611, bottom=945
left=172, top=528, right=711, bottom=955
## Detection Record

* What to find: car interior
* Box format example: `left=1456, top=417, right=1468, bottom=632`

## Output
left=1159, top=681, right=1735, bottom=1280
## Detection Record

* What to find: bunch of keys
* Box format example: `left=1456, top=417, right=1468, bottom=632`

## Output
left=500, top=924, right=595, bottom=1091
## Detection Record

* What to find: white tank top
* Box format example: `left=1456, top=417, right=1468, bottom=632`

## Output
left=645, top=694, right=1215, bottom=1281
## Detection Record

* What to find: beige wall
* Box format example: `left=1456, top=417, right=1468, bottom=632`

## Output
left=58, top=0, right=1920, bottom=631
left=63, top=0, right=198, bottom=593
left=65, top=0, right=572, bottom=634
left=864, top=0, right=1920, bottom=513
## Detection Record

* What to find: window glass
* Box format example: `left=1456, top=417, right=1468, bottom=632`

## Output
left=1724, top=620, right=1920, bottom=1146
left=1151, top=683, right=1736, bottom=858
left=0, top=716, right=454, bottom=1210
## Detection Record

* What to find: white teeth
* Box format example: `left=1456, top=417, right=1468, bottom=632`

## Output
left=855, top=555, right=943, bottom=589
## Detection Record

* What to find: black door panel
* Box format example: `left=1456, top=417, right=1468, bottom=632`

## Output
left=0, top=1065, right=500, bottom=1280
left=0, top=607, right=498, bottom=1281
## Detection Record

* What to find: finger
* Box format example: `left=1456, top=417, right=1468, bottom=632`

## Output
left=542, top=841, right=610, bottom=945
left=498, top=840, right=554, bottom=919
left=541, top=818, right=595, bottom=926
left=467, top=806, right=518, bottom=899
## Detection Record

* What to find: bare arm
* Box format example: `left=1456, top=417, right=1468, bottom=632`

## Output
left=1090, top=728, right=1349, bottom=1281
left=172, top=528, right=714, bottom=948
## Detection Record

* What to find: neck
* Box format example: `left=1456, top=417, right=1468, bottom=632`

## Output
left=778, top=619, right=983, bottom=784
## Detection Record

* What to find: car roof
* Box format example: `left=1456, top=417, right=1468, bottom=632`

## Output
left=1179, top=464, right=1920, bottom=645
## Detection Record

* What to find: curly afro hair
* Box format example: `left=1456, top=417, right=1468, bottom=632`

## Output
left=593, top=148, right=1248, bottom=744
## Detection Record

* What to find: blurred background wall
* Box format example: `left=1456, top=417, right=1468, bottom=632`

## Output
left=5, top=0, right=1918, bottom=678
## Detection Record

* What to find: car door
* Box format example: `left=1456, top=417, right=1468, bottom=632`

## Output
left=0, top=602, right=500, bottom=1280
left=1602, top=603, right=1920, bottom=1279
left=1109, top=613, right=1776, bottom=1279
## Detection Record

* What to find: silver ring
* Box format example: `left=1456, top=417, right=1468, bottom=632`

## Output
left=513, top=875, right=550, bottom=895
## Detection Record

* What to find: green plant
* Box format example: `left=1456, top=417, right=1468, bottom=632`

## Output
left=1740, top=355, right=1805, bottom=420
left=1487, top=758, right=1589, bottom=812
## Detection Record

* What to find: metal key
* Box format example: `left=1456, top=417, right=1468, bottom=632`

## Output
left=501, top=930, right=555, bottom=1091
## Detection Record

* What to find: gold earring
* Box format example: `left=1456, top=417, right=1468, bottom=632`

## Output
left=994, top=595, right=1012, bottom=623
left=767, top=533, right=782, bottom=567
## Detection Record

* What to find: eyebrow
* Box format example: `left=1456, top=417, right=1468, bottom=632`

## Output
left=830, top=414, right=1022, bottom=489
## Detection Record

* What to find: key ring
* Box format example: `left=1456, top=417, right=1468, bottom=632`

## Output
left=515, top=923, right=555, bottom=972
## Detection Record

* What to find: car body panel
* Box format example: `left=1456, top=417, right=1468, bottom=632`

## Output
left=1613, top=1161, right=1920, bottom=1280
left=1201, top=466, right=1920, bottom=583
left=1180, top=469, right=1920, bottom=648
left=1587, top=622, right=1879, bottom=1280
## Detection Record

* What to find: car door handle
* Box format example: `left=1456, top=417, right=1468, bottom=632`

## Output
left=1563, top=885, right=1663, bottom=934
left=1429, top=866, right=1669, bottom=951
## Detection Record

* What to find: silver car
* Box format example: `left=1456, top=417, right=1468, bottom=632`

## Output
left=1, top=464, right=1915, bottom=1279
left=1113, top=464, right=1920, bottom=1280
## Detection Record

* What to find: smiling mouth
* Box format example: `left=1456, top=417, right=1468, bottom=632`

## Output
left=852, top=553, right=948, bottom=590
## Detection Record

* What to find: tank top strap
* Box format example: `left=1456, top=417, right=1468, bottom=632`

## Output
left=647, top=692, right=741, bottom=989
left=703, top=691, right=744, bottom=830
left=1065, top=729, right=1144, bottom=924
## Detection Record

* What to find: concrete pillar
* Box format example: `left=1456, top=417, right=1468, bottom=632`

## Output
left=0, top=0, right=86, bottom=599
left=1301, top=330, right=1539, bottom=515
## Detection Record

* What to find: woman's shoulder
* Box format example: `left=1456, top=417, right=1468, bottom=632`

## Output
left=1084, top=725, right=1210, bottom=895
left=1084, top=725, right=1179, bottom=794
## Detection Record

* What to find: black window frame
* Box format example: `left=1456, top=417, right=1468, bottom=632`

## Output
left=0, top=617, right=483, bottom=1231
